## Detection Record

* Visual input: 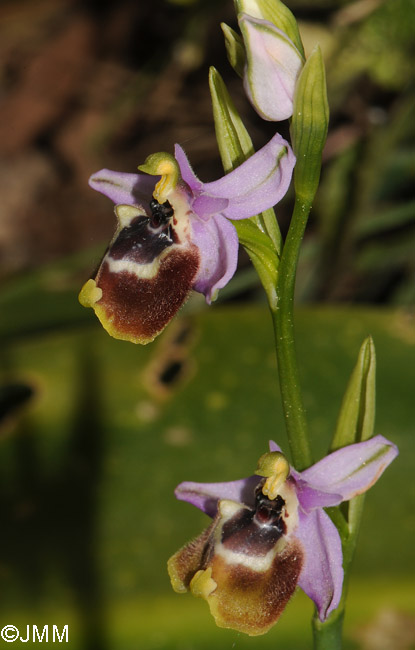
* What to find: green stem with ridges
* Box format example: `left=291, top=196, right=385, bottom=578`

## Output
left=271, top=195, right=313, bottom=471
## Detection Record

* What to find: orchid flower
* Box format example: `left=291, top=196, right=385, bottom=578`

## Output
left=79, top=134, right=295, bottom=344
left=168, top=435, right=398, bottom=636
left=238, top=13, right=304, bottom=121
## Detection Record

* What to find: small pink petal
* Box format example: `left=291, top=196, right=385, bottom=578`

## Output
left=296, top=508, right=344, bottom=620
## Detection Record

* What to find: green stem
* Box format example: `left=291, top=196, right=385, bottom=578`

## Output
left=312, top=608, right=344, bottom=650
left=271, top=195, right=313, bottom=470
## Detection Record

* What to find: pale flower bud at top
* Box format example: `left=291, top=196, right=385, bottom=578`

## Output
left=238, top=13, right=304, bottom=122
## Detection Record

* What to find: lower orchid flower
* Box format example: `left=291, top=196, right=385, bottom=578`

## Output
left=168, top=435, right=398, bottom=636
left=79, top=133, right=295, bottom=344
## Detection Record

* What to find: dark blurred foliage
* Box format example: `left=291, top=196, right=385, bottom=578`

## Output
left=0, top=0, right=413, bottom=305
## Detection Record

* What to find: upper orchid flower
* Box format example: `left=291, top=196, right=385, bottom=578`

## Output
left=238, top=13, right=304, bottom=121
left=168, top=435, right=398, bottom=636
left=79, top=134, right=295, bottom=344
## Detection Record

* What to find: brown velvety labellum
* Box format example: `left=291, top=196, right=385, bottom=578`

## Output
left=208, top=539, right=303, bottom=636
left=168, top=498, right=304, bottom=636
left=95, top=245, right=199, bottom=344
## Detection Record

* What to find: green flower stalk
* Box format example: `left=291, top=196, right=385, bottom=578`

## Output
left=273, top=43, right=329, bottom=470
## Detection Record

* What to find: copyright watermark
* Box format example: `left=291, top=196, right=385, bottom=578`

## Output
left=0, top=625, right=68, bottom=643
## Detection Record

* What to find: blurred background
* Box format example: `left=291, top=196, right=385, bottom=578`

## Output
left=0, top=0, right=414, bottom=648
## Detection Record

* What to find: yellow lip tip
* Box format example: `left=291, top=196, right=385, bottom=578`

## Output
left=190, top=568, right=217, bottom=600
left=78, top=279, right=103, bottom=309
left=115, top=204, right=146, bottom=227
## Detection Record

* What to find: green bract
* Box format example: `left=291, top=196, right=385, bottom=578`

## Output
left=331, top=337, right=376, bottom=451
left=221, top=23, right=245, bottom=78
left=290, top=46, right=329, bottom=203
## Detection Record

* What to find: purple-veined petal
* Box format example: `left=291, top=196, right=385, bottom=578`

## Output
left=202, top=133, right=295, bottom=219
left=174, top=144, right=203, bottom=193
left=192, top=194, right=229, bottom=220
left=89, top=169, right=157, bottom=207
left=295, top=479, right=342, bottom=513
left=192, top=214, right=239, bottom=302
left=175, top=475, right=261, bottom=517
left=239, top=14, right=303, bottom=122
left=296, top=508, right=344, bottom=620
left=300, top=435, right=399, bottom=503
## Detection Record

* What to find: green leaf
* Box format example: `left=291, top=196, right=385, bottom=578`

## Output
left=290, top=45, right=329, bottom=204
left=221, top=23, right=245, bottom=78
left=234, top=0, right=304, bottom=57
left=330, top=337, right=376, bottom=452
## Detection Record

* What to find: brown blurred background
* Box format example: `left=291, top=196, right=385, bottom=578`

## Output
left=0, top=0, right=413, bottom=300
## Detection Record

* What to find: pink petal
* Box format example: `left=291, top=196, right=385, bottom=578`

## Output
left=174, top=144, right=203, bottom=193
left=89, top=169, right=156, bottom=206
left=300, top=435, right=399, bottom=503
left=239, top=14, right=303, bottom=121
left=296, top=508, right=344, bottom=620
left=192, top=194, right=229, bottom=220
left=295, top=479, right=342, bottom=513
left=269, top=440, right=283, bottom=453
left=175, top=475, right=261, bottom=517
left=191, top=214, right=239, bottom=303
left=202, top=132, right=295, bottom=219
